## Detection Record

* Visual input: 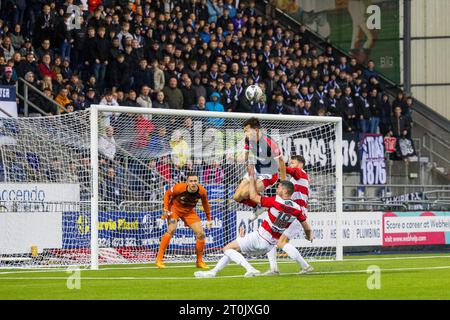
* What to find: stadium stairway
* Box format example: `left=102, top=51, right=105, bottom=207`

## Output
left=258, top=0, right=450, bottom=184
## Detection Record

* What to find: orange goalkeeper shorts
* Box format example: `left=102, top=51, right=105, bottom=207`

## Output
left=170, top=210, right=201, bottom=226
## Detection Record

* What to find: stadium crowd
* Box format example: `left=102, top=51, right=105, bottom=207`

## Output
left=0, top=0, right=416, bottom=203
left=0, top=0, right=413, bottom=136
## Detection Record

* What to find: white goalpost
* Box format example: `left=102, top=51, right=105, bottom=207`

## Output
left=0, top=106, right=342, bottom=269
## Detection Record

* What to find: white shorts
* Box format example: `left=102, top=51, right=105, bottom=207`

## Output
left=236, top=231, right=275, bottom=257
left=283, top=219, right=303, bottom=240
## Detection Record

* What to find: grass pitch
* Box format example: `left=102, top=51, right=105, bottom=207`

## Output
left=1, top=253, right=450, bottom=300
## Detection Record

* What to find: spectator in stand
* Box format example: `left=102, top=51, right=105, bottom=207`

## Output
left=16, top=52, right=40, bottom=78
left=368, top=88, right=382, bottom=134
left=403, top=96, right=414, bottom=119
left=9, top=24, right=25, bottom=51
left=339, top=86, right=357, bottom=132
left=84, top=87, right=99, bottom=109
left=191, top=96, right=207, bottom=111
left=93, top=26, right=110, bottom=92
left=152, top=91, right=170, bottom=109
left=389, top=106, right=412, bottom=139
left=380, top=93, right=392, bottom=135
left=325, top=88, right=339, bottom=116
left=206, top=92, right=225, bottom=126
left=133, top=58, right=153, bottom=93
left=148, top=125, right=169, bottom=158
left=302, top=100, right=317, bottom=116
left=54, top=87, right=74, bottom=114
left=123, top=89, right=138, bottom=107
left=356, top=89, right=371, bottom=133
left=207, top=0, right=222, bottom=24
left=152, top=60, right=165, bottom=93
left=38, top=53, right=56, bottom=80
left=133, top=113, right=155, bottom=150
left=142, top=159, right=163, bottom=201
left=108, top=53, right=131, bottom=92
left=181, top=77, right=198, bottom=110
left=163, top=77, right=183, bottom=110
left=363, top=60, right=378, bottom=80
left=98, top=126, right=116, bottom=161
left=1, top=36, right=15, bottom=61
left=101, top=165, right=123, bottom=205
left=54, top=13, right=73, bottom=62
left=392, top=91, right=406, bottom=113
left=157, top=155, right=172, bottom=184
left=0, top=66, right=15, bottom=85
left=136, top=85, right=152, bottom=110
left=34, top=5, right=55, bottom=46
left=252, top=95, right=268, bottom=114
left=203, top=160, right=225, bottom=185
left=20, top=71, right=42, bottom=115
left=35, top=39, right=54, bottom=62
left=269, top=93, right=292, bottom=115
left=170, top=129, right=190, bottom=169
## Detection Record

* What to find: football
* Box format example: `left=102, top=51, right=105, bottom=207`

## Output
left=245, top=85, right=264, bottom=102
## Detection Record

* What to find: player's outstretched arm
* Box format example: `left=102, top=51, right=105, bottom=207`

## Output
left=200, top=187, right=212, bottom=230
left=301, top=220, right=313, bottom=242
left=163, top=188, right=173, bottom=219
left=278, top=156, right=287, bottom=180
left=247, top=164, right=262, bottom=205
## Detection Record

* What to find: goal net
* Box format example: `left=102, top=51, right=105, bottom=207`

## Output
left=0, top=106, right=342, bottom=269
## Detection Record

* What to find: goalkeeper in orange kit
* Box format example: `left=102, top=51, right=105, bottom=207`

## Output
left=156, top=173, right=212, bottom=269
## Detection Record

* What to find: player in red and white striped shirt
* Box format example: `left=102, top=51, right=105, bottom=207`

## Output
left=194, top=164, right=313, bottom=278
left=265, top=154, right=313, bottom=275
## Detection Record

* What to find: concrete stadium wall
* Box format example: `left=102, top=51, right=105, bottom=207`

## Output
left=400, top=0, right=450, bottom=120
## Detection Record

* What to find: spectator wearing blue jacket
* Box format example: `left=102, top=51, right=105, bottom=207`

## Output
left=206, top=92, right=224, bottom=127
left=224, top=0, right=238, bottom=19
left=200, top=26, right=211, bottom=44
left=363, top=60, right=379, bottom=80
left=207, top=0, right=222, bottom=23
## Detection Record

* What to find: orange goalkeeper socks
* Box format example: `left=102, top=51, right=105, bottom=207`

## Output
left=196, top=239, right=206, bottom=262
left=157, top=233, right=172, bottom=261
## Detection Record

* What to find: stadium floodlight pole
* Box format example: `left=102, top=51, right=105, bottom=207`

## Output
left=335, top=120, right=344, bottom=261
left=90, top=106, right=99, bottom=270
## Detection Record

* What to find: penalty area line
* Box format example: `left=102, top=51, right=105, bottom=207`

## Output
left=1, top=265, right=450, bottom=281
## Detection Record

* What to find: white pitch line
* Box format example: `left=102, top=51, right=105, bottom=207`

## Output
left=1, top=265, right=450, bottom=281
left=1, top=254, right=450, bottom=276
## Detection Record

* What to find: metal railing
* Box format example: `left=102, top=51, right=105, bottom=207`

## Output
left=343, top=184, right=450, bottom=211
left=16, top=78, right=68, bottom=116
left=422, top=133, right=450, bottom=175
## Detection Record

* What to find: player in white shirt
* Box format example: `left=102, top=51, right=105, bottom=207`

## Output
left=264, top=154, right=313, bottom=275
left=194, top=164, right=313, bottom=278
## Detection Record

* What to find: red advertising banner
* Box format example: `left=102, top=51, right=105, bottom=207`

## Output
left=383, top=212, right=450, bottom=246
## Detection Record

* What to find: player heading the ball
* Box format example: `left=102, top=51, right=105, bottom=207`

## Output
left=194, top=164, right=312, bottom=278
left=233, top=117, right=286, bottom=215
left=156, top=173, right=212, bottom=269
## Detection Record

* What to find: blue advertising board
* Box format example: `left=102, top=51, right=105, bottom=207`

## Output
left=62, top=205, right=227, bottom=250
